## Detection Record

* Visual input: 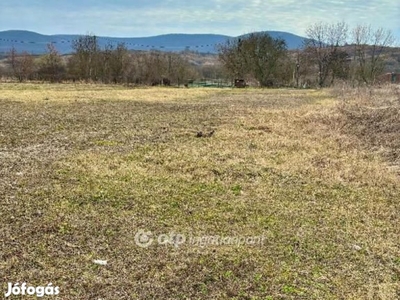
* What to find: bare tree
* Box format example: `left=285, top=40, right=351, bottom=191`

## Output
left=218, top=38, right=247, bottom=81
left=351, top=25, right=395, bottom=84
left=7, top=47, right=35, bottom=82
left=166, top=53, right=198, bottom=86
left=292, top=49, right=315, bottom=88
left=97, top=42, right=129, bottom=83
left=305, top=21, right=349, bottom=87
left=37, top=43, right=65, bottom=82
left=70, top=34, right=100, bottom=81
left=110, top=43, right=129, bottom=83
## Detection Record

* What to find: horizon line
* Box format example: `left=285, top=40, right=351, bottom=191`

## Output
left=0, top=29, right=305, bottom=39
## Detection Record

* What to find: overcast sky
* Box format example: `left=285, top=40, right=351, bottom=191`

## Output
left=0, top=0, right=399, bottom=40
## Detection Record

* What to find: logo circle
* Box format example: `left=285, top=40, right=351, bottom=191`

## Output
left=134, top=230, right=153, bottom=248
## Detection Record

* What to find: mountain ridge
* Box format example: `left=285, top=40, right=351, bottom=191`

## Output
left=0, top=30, right=306, bottom=54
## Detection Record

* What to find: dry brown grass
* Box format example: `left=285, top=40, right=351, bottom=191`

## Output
left=332, top=84, right=400, bottom=171
left=1, top=83, right=400, bottom=299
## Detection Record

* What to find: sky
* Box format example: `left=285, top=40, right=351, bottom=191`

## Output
left=0, top=0, right=399, bottom=41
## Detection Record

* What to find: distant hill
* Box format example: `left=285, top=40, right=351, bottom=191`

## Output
left=0, top=30, right=307, bottom=55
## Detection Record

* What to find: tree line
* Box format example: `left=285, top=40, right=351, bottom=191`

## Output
left=219, top=22, right=396, bottom=87
left=1, top=35, right=200, bottom=85
left=0, top=22, right=396, bottom=87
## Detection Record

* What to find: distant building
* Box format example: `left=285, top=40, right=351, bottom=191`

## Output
left=378, top=72, right=400, bottom=84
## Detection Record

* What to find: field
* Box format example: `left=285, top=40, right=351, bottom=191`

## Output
left=1, top=83, right=399, bottom=299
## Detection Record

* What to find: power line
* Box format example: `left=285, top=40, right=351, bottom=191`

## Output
left=0, top=35, right=223, bottom=51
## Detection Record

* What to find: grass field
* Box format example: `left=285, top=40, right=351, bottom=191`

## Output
left=1, top=83, right=399, bottom=299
